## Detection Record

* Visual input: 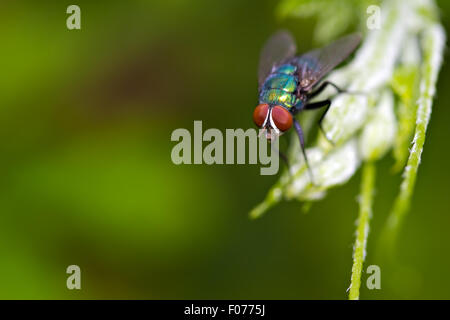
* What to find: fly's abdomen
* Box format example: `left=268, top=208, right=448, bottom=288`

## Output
left=259, top=64, right=299, bottom=109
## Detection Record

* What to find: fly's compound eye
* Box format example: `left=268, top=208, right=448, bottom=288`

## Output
left=272, top=105, right=293, bottom=132
left=253, top=104, right=269, bottom=127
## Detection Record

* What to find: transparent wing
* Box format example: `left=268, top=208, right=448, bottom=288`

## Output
left=294, top=33, right=362, bottom=89
left=258, top=30, right=297, bottom=87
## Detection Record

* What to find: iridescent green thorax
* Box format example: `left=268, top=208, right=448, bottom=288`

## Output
left=259, top=89, right=298, bottom=109
left=259, top=63, right=301, bottom=109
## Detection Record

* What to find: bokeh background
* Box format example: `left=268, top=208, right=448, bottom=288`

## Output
left=1, top=0, right=449, bottom=299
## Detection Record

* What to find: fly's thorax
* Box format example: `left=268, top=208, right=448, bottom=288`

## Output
left=263, top=73, right=297, bottom=92
left=259, top=89, right=298, bottom=109
left=275, top=63, right=297, bottom=75
left=259, top=63, right=300, bottom=109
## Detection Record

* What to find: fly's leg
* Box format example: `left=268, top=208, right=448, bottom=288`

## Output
left=279, top=150, right=290, bottom=171
left=307, top=81, right=345, bottom=99
left=308, top=80, right=366, bottom=99
left=293, top=119, right=315, bottom=185
left=305, top=81, right=366, bottom=145
left=271, top=142, right=291, bottom=172
left=304, top=99, right=334, bottom=145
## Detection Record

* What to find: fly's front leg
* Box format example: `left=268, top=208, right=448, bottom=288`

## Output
left=271, top=142, right=290, bottom=171
left=304, top=99, right=334, bottom=145
left=293, top=119, right=315, bottom=185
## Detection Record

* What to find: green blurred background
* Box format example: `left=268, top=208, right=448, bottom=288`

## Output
left=1, top=0, right=449, bottom=299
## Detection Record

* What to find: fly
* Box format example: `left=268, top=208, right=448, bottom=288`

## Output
left=253, top=30, right=362, bottom=182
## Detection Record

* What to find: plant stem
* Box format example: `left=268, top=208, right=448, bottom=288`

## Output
left=380, top=24, right=445, bottom=259
left=349, top=162, right=375, bottom=300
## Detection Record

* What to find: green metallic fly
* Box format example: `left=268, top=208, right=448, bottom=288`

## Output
left=253, top=31, right=361, bottom=180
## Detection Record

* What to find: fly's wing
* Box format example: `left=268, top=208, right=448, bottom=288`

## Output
left=258, top=30, right=297, bottom=88
left=295, top=33, right=362, bottom=90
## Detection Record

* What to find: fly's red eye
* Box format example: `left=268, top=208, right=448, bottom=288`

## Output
left=272, top=105, right=293, bottom=132
left=253, top=104, right=269, bottom=127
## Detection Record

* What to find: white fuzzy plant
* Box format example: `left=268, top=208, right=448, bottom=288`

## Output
left=250, top=0, right=445, bottom=300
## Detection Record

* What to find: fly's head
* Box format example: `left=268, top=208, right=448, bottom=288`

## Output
left=253, top=103, right=293, bottom=140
